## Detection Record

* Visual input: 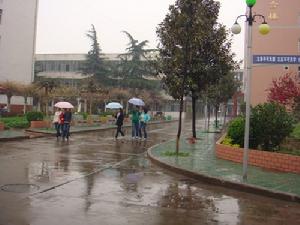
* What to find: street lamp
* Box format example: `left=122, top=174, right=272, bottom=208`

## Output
left=231, top=0, right=270, bottom=181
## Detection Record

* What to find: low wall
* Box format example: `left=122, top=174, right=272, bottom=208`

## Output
left=216, top=143, right=300, bottom=174
left=30, top=120, right=50, bottom=129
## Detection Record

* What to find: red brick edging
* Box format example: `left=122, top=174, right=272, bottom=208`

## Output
left=216, top=137, right=300, bottom=174
left=0, top=122, right=4, bottom=130
left=30, top=120, right=50, bottom=129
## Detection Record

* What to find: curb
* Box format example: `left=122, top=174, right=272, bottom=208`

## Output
left=0, top=135, right=30, bottom=142
left=1, top=120, right=178, bottom=141
left=147, top=145, right=300, bottom=203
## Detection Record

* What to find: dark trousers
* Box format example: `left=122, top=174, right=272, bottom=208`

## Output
left=54, top=122, right=61, bottom=137
left=115, top=124, right=124, bottom=138
left=132, top=122, right=139, bottom=137
left=62, top=123, right=70, bottom=139
left=139, top=122, right=147, bottom=138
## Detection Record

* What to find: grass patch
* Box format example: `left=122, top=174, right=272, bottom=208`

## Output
left=278, top=147, right=300, bottom=156
left=290, top=123, right=300, bottom=139
left=161, top=150, right=190, bottom=157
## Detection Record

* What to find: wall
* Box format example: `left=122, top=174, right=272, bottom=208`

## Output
left=0, top=0, right=38, bottom=84
left=251, top=0, right=300, bottom=105
left=216, top=143, right=300, bottom=174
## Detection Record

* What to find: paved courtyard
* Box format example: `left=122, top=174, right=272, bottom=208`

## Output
left=0, top=122, right=300, bottom=225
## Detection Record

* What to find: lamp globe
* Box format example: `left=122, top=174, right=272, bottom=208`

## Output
left=231, top=22, right=242, bottom=34
left=259, top=23, right=270, bottom=35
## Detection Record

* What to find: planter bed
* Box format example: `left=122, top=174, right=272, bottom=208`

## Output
left=216, top=137, right=300, bottom=174
left=30, top=120, right=49, bottom=129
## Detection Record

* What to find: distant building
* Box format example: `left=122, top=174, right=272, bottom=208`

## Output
left=35, top=53, right=121, bottom=87
left=35, top=53, right=243, bottom=117
left=251, top=0, right=300, bottom=105
left=0, top=0, right=39, bottom=108
left=0, top=0, right=38, bottom=83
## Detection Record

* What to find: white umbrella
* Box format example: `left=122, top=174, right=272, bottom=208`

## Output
left=128, top=97, right=145, bottom=106
left=54, top=101, right=74, bottom=109
left=106, top=102, right=123, bottom=109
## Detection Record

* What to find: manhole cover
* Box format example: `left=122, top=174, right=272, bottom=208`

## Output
left=1, top=184, right=40, bottom=193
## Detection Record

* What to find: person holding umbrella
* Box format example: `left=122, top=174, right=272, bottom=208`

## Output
left=62, top=108, right=72, bottom=140
left=54, top=101, right=74, bottom=141
left=52, top=107, right=62, bottom=139
left=139, top=107, right=150, bottom=140
left=115, top=108, right=125, bottom=139
left=131, top=106, right=141, bottom=139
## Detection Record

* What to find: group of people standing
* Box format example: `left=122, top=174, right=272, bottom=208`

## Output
left=130, top=106, right=151, bottom=140
left=52, top=106, right=149, bottom=141
left=52, top=108, right=72, bottom=140
left=114, top=106, right=150, bottom=140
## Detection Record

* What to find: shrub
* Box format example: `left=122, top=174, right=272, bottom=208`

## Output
left=25, top=111, right=44, bottom=122
left=100, top=112, right=114, bottom=117
left=227, top=102, right=295, bottom=151
left=251, top=102, right=294, bottom=150
left=0, top=116, right=29, bottom=128
left=80, top=112, right=88, bottom=120
left=227, top=117, right=245, bottom=147
left=221, top=136, right=241, bottom=148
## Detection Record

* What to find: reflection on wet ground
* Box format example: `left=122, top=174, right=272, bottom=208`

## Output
left=0, top=122, right=300, bottom=225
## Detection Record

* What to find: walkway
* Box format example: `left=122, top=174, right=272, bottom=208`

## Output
left=2, top=119, right=300, bottom=201
left=148, top=125, right=300, bottom=201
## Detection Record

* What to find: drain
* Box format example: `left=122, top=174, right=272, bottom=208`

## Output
left=1, top=184, right=40, bottom=193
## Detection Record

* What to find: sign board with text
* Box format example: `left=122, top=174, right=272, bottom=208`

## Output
left=253, top=55, right=300, bottom=64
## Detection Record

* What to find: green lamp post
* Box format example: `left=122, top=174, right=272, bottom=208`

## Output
left=231, top=0, right=270, bottom=181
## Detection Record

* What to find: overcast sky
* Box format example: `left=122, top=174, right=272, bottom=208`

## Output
left=36, top=0, right=246, bottom=60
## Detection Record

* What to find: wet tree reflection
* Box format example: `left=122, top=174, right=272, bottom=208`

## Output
left=159, top=180, right=216, bottom=210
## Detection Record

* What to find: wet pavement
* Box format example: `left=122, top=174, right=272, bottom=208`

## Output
left=150, top=129, right=300, bottom=198
left=0, top=122, right=300, bottom=225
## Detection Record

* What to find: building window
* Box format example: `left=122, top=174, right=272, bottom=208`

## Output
left=66, top=64, right=70, bottom=72
left=0, top=9, right=3, bottom=24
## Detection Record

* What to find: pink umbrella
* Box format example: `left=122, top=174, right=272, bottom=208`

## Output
left=54, top=101, right=74, bottom=109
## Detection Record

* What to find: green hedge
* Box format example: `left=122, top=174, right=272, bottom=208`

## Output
left=0, top=116, right=29, bottom=129
left=25, top=111, right=44, bottom=122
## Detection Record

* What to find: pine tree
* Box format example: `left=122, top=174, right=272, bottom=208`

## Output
left=82, top=24, right=107, bottom=82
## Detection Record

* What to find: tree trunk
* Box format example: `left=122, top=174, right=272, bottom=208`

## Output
left=45, top=98, right=49, bottom=118
left=224, top=104, right=228, bottom=126
left=23, top=96, right=28, bottom=114
left=84, top=99, right=87, bottom=113
left=51, top=99, right=54, bottom=113
left=37, top=99, right=41, bottom=112
left=191, top=91, right=197, bottom=138
left=204, top=99, right=208, bottom=131
left=215, top=105, right=218, bottom=129
left=89, top=96, right=93, bottom=115
left=207, top=104, right=210, bottom=131
left=7, top=95, right=12, bottom=112
left=176, top=94, right=184, bottom=154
